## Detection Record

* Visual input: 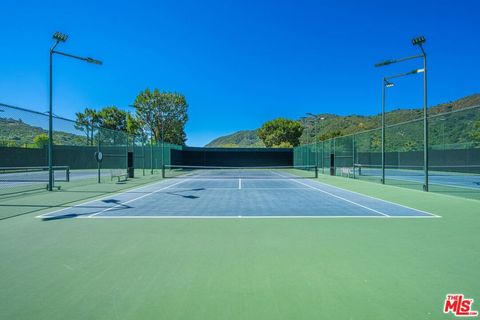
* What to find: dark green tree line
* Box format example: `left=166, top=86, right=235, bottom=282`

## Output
left=74, top=89, right=188, bottom=146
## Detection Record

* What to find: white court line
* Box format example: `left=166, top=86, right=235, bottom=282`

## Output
left=167, top=187, right=308, bottom=190
left=270, top=170, right=389, bottom=216
left=85, top=215, right=439, bottom=219
left=36, top=171, right=440, bottom=220
left=290, top=178, right=390, bottom=217
left=238, top=178, right=242, bottom=190
left=166, top=177, right=298, bottom=180
left=88, top=179, right=189, bottom=217
left=313, top=177, right=440, bottom=218
left=35, top=178, right=185, bottom=219
left=272, top=170, right=440, bottom=218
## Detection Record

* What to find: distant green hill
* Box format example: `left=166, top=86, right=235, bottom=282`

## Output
left=0, top=117, right=87, bottom=147
left=204, top=94, right=480, bottom=147
left=205, top=130, right=265, bottom=148
left=2, top=93, right=479, bottom=149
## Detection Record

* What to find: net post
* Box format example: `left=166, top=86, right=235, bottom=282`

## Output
left=315, top=166, right=318, bottom=178
left=162, top=164, right=166, bottom=179
left=66, top=166, right=70, bottom=182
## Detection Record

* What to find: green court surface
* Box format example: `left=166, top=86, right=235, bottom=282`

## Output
left=0, top=174, right=479, bottom=320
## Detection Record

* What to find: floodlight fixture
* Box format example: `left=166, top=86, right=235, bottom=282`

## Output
left=407, top=68, right=424, bottom=75
left=385, top=81, right=394, bottom=88
left=85, top=57, right=103, bottom=65
left=53, top=32, right=68, bottom=42
left=412, top=36, right=426, bottom=46
left=375, top=60, right=395, bottom=67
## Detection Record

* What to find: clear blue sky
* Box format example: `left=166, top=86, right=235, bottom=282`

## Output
left=1, top=0, right=479, bottom=146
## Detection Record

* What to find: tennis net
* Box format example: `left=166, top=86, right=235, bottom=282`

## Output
left=0, top=166, right=70, bottom=183
left=354, top=163, right=480, bottom=177
left=162, top=165, right=318, bottom=179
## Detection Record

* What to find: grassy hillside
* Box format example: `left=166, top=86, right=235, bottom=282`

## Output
left=204, top=94, right=480, bottom=147
left=1, top=94, right=479, bottom=149
left=0, top=117, right=87, bottom=147
left=205, top=130, right=265, bottom=148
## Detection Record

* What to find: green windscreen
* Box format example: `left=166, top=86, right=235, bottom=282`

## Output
left=293, top=105, right=480, bottom=200
left=0, top=103, right=182, bottom=196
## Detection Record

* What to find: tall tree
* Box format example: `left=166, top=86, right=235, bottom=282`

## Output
left=33, top=133, right=49, bottom=148
left=96, top=106, right=129, bottom=145
left=134, top=89, right=188, bottom=145
left=258, top=118, right=303, bottom=147
left=97, top=106, right=128, bottom=131
left=126, top=113, right=143, bottom=136
left=74, top=108, right=100, bottom=145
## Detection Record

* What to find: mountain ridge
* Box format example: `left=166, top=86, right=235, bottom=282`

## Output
left=204, top=93, right=480, bottom=147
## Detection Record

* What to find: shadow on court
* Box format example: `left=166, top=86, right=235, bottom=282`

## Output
left=165, top=188, right=205, bottom=199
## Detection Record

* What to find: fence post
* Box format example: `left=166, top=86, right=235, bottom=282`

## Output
left=352, top=134, right=356, bottom=179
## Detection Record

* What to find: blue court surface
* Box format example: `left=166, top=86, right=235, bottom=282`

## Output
left=38, top=171, right=439, bottom=219
left=356, top=167, right=480, bottom=190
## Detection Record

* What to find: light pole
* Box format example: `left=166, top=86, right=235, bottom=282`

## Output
left=49, top=32, right=102, bottom=190
left=412, top=36, right=428, bottom=191
left=375, top=35, right=428, bottom=191
left=380, top=69, right=423, bottom=184
left=381, top=79, right=394, bottom=184
left=161, top=112, right=165, bottom=170
left=306, top=113, right=326, bottom=168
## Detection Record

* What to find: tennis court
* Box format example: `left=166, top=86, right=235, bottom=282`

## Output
left=354, top=164, right=480, bottom=190
left=38, top=166, right=437, bottom=219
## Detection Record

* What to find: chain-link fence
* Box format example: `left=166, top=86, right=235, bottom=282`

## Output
left=0, top=103, right=182, bottom=196
left=294, top=105, right=480, bottom=200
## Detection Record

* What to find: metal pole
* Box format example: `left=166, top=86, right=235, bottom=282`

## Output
left=333, top=138, right=336, bottom=175
left=161, top=114, right=165, bottom=169
left=142, top=132, right=145, bottom=176
left=321, top=141, right=324, bottom=174
left=97, top=127, right=101, bottom=183
left=381, top=78, right=386, bottom=184
left=125, top=132, right=129, bottom=175
left=47, top=33, right=101, bottom=190
left=352, top=134, right=356, bottom=179
left=48, top=50, right=54, bottom=191
left=315, top=119, right=319, bottom=167
left=423, top=50, right=429, bottom=191
left=150, top=129, right=154, bottom=174
left=125, top=113, right=129, bottom=175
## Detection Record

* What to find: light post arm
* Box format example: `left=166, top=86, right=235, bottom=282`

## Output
left=47, top=32, right=102, bottom=191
